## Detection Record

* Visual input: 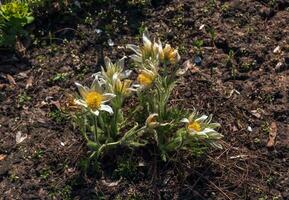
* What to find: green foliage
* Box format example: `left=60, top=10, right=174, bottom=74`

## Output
left=0, top=0, right=34, bottom=47
left=113, top=158, right=138, bottom=180
left=226, top=50, right=237, bottom=78
left=49, top=72, right=69, bottom=83
left=192, top=39, right=204, bottom=55
left=18, top=91, right=31, bottom=106
left=48, top=109, right=68, bottom=123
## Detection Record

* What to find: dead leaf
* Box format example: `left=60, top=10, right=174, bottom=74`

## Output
left=15, top=37, right=26, bottom=55
left=267, top=122, right=277, bottom=149
left=0, top=154, right=6, bottom=161
left=26, top=76, right=33, bottom=89
left=177, top=60, right=200, bottom=75
left=251, top=110, right=261, bottom=118
left=101, top=178, right=122, bottom=187
left=6, top=74, right=16, bottom=86
left=16, top=131, right=27, bottom=144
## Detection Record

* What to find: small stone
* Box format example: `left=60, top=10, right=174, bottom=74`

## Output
left=184, top=91, right=192, bottom=97
left=199, top=24, right=205, bottom=30
left=108, top=39, right=114, bottom=47
left=247, top=126, right=253, bottom=132
left=194, top=56, right=202, bottom=66
left=95, top=29, right=102, bottom=34
left=273, top=46, right=281, bottom=54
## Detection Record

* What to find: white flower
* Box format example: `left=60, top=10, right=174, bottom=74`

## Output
left=181, top=110, right=222, bottom=140
left=126, top=31, right=161, bottom=63
left=74, top=78, right=115, bottom=116
left=100, top=56, right=127, bottom=82
left=127, top=31, right=181, bottom=65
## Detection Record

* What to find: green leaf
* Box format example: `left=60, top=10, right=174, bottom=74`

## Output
left=26, top=16, right=34, bottom=24
left=87, top=141, right=100, bottom=151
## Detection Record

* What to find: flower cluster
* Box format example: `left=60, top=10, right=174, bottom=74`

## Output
left=67, top=31, right=223, bottom=160
left=126, top=31, right=180, bottom=65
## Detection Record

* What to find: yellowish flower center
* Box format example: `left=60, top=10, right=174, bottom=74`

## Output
left=84, top=91, right=103, bottom=110
left=137, top=72, right=154, bottom=86
left=167, top=51, right=176, bottom=63
left=148, top=116, right=157, bottom=124
left=163, top=49, right=176, bottom=64
left=146, top=114, right=158, bottom=128
left=188, top=121, right=202, bottom=132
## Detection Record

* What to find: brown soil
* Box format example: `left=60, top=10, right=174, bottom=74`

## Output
left=0, top=0, right=289, bottom=199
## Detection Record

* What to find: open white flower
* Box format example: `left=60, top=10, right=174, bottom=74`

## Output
left=126, top=31, right=160, bottom=63
left=74, top=78, right=115, bottom=116
left=181, top=110, right=222, bottom=140
left=100, top=56, right=129, bottom=82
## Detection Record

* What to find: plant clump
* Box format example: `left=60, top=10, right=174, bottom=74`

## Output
left=64, top=31, right=223, bottom=161
left=0, top=0, right=34, bottom=47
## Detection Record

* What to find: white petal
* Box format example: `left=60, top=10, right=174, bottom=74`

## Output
left=209, top=123, right=221, bottom=129
left=188, top=111, right=197, bottom=121
left=199, top=128, right=216, bottom=135
left=91, top=78, right=103, bottom=92
left=208, top=132, right=223, bottom=140
left=132, top=84, right=141, bottom=89
left=180, top=118, right=189, bottom=123
left=91, top=109, right=100, bottom=116
left=205, top=114, right=213, bottom=124
left=99, top=104, right=113, bottom=115
left=130, top=55, right=142, bottom=63
left=116, top=56, right=126, bottom=69
left=120, top=70, right=132, bottom=79
left=112, top=73, right=119, bottom=81
left=211, top=142, right=223, bottom=149
left=143, top=32, right=152, bottom=47
left=126, top=44, right=141, bottom=54
left=74, top=99, right=87, bottom=107
left=92, top=72, right=103, bottom=80
left=104, top=57, right=112, bottom=68
left=195, top=115, right=208, bottom=122
left=75, top=82, right=87, bottom=98
left=102, top=93, right=116, bottom=102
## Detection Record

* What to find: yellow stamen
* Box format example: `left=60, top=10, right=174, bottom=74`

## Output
left=137, top=72, right=154, bottom=86
left=84, top=91, right=103, bottom=110
left=188, top=121, right=202, bottom=132
left=147, top=115, right=157, bottom=124
left=163, top=45, right=178, bottom=64
left=146, top=114, right=158, bottom=128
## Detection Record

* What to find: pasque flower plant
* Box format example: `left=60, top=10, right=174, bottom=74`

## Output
left=66, top=30, right=223, bottom=161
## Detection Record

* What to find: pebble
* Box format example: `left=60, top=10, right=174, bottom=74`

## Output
left=247, top=126, right=253, bottom=132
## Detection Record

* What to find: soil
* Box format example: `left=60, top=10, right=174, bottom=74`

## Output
left=1, top=0, right=289, bottom=199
